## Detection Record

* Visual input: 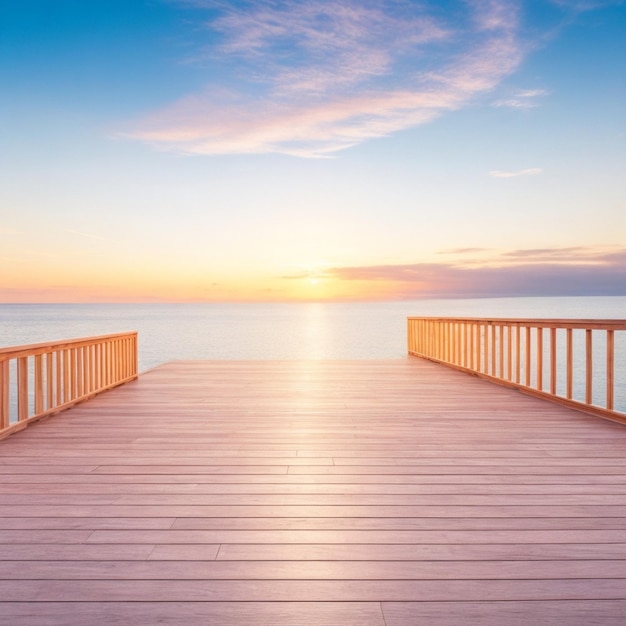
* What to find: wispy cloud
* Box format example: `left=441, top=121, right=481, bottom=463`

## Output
left=64, top=229, right=111, bottom=243
left=493, top=88, right=549, bottom=109
left=126, top=0, right=530, bottom=157
left=438, top=247, right=491, bottom=255
left=328, top=246, right=626, bottom=298
left=548, top=0, right=624, bottom=11
left=489, top=168, right=543, bottom=178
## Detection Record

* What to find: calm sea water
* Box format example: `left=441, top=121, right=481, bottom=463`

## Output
left=1, top=298, right=625, bottom=416
left=1, top=297, right=624, bottom=372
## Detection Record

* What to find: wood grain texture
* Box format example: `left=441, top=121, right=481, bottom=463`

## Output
left=2, top=358, right=626, bottom=624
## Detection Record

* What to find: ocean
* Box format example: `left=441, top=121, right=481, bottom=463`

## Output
left=1, top=297, right=624, bottom=372
left=1, top=297, right=625, bottom=416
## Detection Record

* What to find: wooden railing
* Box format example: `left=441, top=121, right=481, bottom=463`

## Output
left=0, top=332, right=138, bottom=440
left=408, top=317, right=626, bottom=423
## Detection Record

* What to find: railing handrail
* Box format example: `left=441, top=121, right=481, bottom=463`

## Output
left=407, top=317, right=626, bottom=330
left=1, top=331, right=138, bottom=440
left=0, top=332, right=137, bottom=360
left=407, top=316, right=626, bottom=424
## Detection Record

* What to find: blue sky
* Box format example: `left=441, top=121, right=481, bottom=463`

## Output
left=1, top=0, right=625, bottom=301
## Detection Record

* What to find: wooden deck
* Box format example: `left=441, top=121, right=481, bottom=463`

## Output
left=2, top=358, right=626, bottom=624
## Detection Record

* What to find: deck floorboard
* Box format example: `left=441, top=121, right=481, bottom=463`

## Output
left=1, top=358, right=626, bottom=624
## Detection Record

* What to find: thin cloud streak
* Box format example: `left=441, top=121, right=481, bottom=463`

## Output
left=126, top=0, right=528, bottom=157
left=438, top=247, right=490, bottom=255
left=65, top=229, right=111, bottom=243
left=489, top=168, right=543, bottom=178
left=329, top=247, right=626, bottom=298
left=493, top=88, right=549, bottom=109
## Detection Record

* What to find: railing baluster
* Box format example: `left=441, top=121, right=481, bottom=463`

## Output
left=35, top=354, right=44, bottom=416
left=525, top=326, right=531, bottom=388
left=506, top=324, right=513, bottom=380
left=56, top=350, right=63, bottom=410
left=550, top=327, right=557, bottom=395
left=46, top=352, right=54, bottom=411
left=0, top=360, right=9, bottom=429
left=491, top=324, right=496, bottom=376
left=18, top=357, right=29, bottom=421
left=566, top=328, right=573, bottom=399
left=515, top=325, right=521, bottom=384
left=537, top=327, right=543, bottom=391
left=76, top=347, right=84, bottom=399
left=63, top=349, right=71, bottom=404
left=607, top=329, right=615, bottom=411
left=586, top=329, right=593, bottom=405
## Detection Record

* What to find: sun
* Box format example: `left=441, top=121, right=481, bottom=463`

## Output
left=309, top=278, right=320, bottom=285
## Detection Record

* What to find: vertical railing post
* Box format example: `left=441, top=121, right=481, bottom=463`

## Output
left=536, top=327, right=543, bottom=391
left=76, top=347, right=84, bottom=398
left=61, top=349, right=68, bottom=404
left=586, top=329, right=593, bottom=405
left=566, top=328, right=573, bottom=400
left=46, top=352, right=54, bottom=411
left=89, top=344, right=95, bottom=393
left=550, top=327, right=557, bottom=395
left=498, top=325, right=504, bottom=379
left=0, top=360, right=9, bottom=429
left=506, top=325, right=512, bottom=381
left=525, top=326, right=531, bottom=388
left=70, top=348, right=77, bottom=402
left=95, top=344, right=101, bottom=389
left=17, top=356, right=29, bottom=421
left=490, top=324, right=496, bottom=376
left=56, top=350, right=63, bottom=408
left=515, top=325, right=521, bottom=384
left=462, top=322, right=466, bottom=366
left=34, top=354, right=44, bottom=416
left=480, top=323, right=486, bottom=373
left=607, top=330, right=615, bottom=411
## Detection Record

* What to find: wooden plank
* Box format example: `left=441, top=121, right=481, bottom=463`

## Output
left=80, top=528, right=626, bottom=544
left=5, top=559, right=626, bottom=580
left=382, top=601, right=626, bottom=626
left=215, top=542, right=626, bottom=561
left=4, top=492, right=621, bottom=506
left=3, top=578, right=626, bottom=602
left=0, top=602, right=386, bottom=626
left=5, top=515, right=624, bottom=532
left=5, top=504, right=626, bottom=518
left=8, top=481, right=626, bottom=494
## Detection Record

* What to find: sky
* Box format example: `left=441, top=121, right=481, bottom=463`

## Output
left=1, top=0, right=625, bottom=302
